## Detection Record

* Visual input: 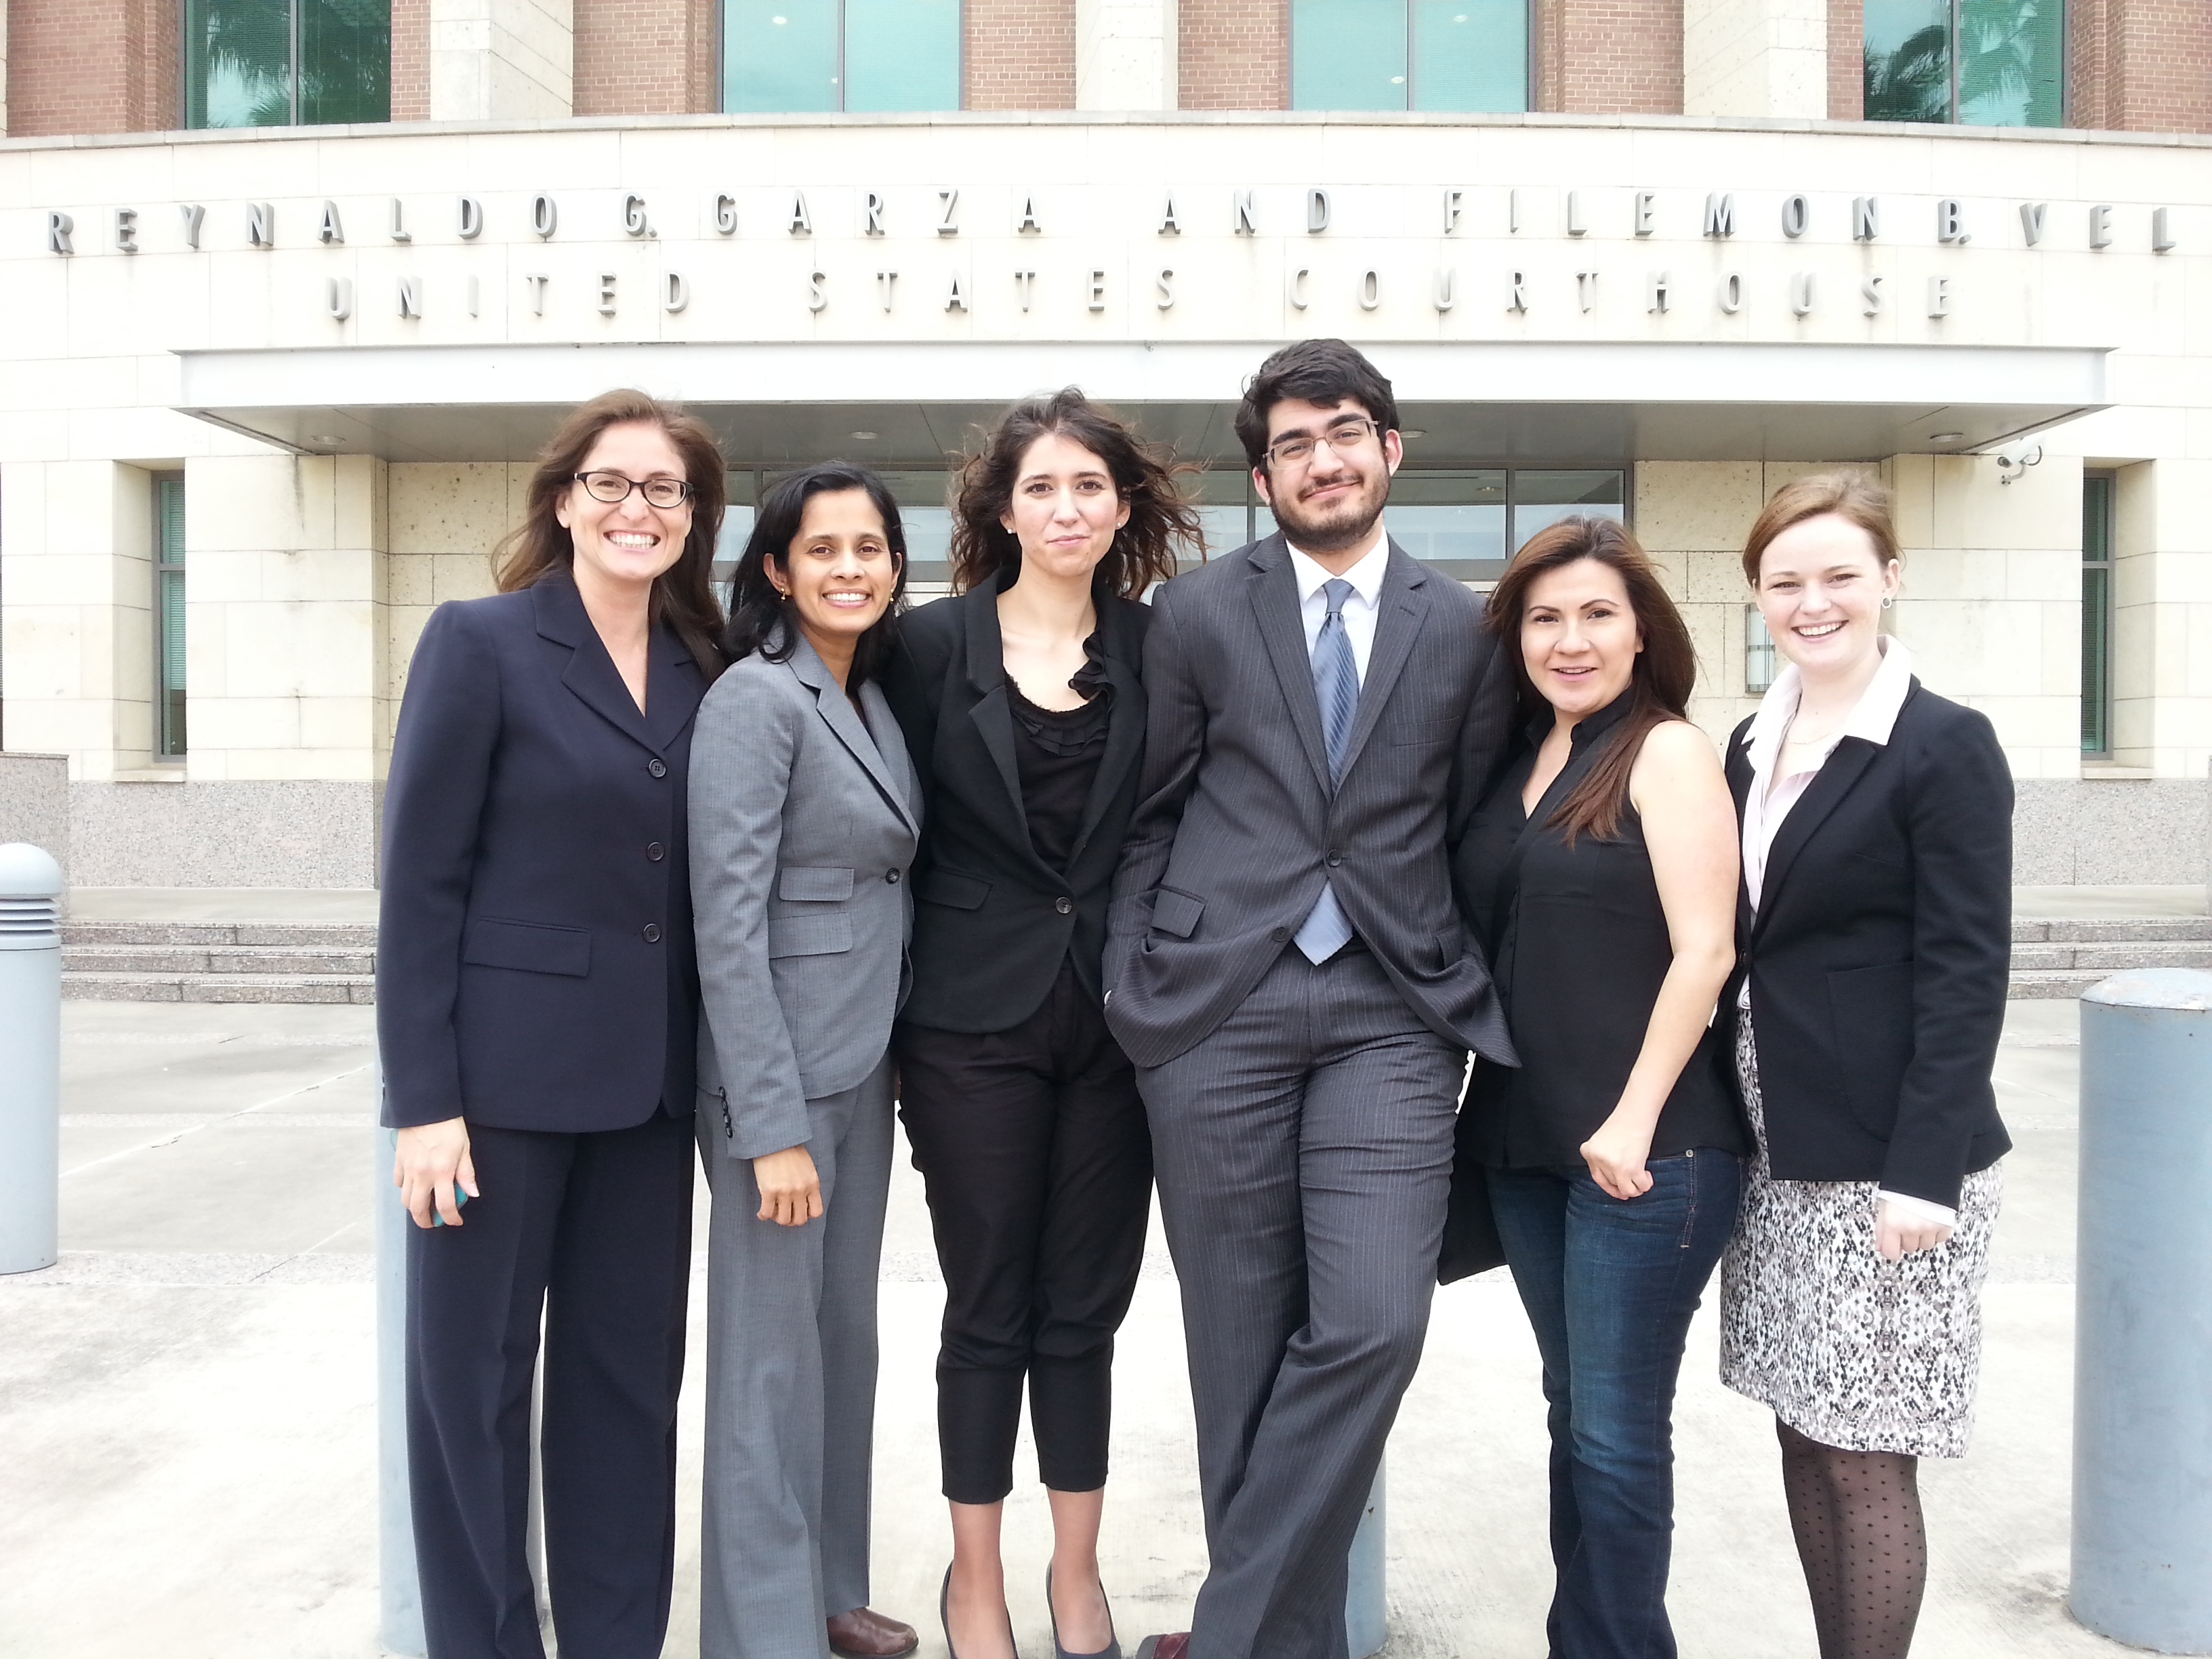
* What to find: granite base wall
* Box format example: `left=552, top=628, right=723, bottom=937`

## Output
left=68, top=781, right=380, bottom=888
left=2013, top=777, right=2209, bottom=886
left=0, top=753, right=71, bottom=869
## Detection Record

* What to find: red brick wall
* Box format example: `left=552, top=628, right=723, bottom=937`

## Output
left=7, top=0, right=179, bottom=136
left=574, top=0, right=718, bottom=115
left=390, top=0, right=430, bottom=120
left=1827, top=0, right=1863, bottom=120
left=1180, top=0, right=1287, bottom=110
left=2070, top=0, right=2211, bottom=134
left=964, top=0, right=1076, bottom=109
left=1533, top=0, right=1681, bottom=114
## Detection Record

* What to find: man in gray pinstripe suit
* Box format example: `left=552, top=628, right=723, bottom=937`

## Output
left=1105, top=340, right=1519, bottom=1659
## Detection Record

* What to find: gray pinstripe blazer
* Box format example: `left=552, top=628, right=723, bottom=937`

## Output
left=1103, top=532, right=1519, bottom=1069
left=689, top=633, right=919, bottom=1160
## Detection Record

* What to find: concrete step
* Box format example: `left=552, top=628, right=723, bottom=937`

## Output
left=62, top=920, right=378, bottom=949
left=62, top=970, right=375, bottom=1006
left=2009, top=939, right=2212, bottom=972
left=64, top=943, right=375, bottom=976
left=2011, top=916, right=2212, bottom=944
left=2008, top=968, right=2110, bottom=1001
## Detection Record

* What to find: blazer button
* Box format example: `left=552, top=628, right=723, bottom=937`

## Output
left=647, top=842, right=665, bottom=862
left=1271, top=926, right=1290, bottom=943
left=1326, top=849, right=1343, bottom=867
left=1054, top=896, right=1073, bottom=915
left=886, top=868, right=902, bottom=884
left=647, top=757, right=668, bottom=779
left=641, top=922, right=663, bottom=943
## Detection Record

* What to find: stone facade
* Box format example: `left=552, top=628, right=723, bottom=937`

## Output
left=2071, top=0, right=2212, bottom=136
left=572, top=0, right=712, bottom=117
left=1179, top=0, right=1286, bottom=110
left=964, top=0, right=1080, bottom=110
left=3, top=0, right=176, bottom=137
left=1536, top=0, right=1685, bottom=115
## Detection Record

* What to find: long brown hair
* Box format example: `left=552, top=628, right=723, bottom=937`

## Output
left=949, top=388, right=1204, bottom=597
left=495, top=389, right=729, bottom=679
left=1486, top=516, right=1698, bottom=844
left=1740, top=470, right=1902, bottom=586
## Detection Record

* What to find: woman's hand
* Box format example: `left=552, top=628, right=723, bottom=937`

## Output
left=1875, top=1200, right=1954, bottom=1261
left=394, top=1118, right=477, bottom=1229
left=754, top=1144, right=823, bottom=1227
left=1580, top=1111, right=1657, bottom=1202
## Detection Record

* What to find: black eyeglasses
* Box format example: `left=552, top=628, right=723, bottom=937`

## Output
left=574, top=471, right=694, bottom=509
left=1265, top=417, right=1381, bottom=471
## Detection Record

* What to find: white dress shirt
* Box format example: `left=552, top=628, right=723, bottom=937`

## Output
left=1736, top=635, right=1954, bottom=1227
left=1285, top=523, right=1389, bottom=684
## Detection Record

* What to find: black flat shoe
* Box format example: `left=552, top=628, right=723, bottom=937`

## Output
left=1046, top=1564, right=1121, bottom=1659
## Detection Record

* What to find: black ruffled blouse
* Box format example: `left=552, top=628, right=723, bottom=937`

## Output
left=1006, top=634, right=1113, bottom=874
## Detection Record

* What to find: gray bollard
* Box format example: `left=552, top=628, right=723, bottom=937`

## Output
left=2072, top=968, right=2212, bottom=1654
left=1345, top=1462, right=1386, bottom=1659
left=0, top=843, right=64, bottom=1276
left=377, top=1101, right=428, bottom=1656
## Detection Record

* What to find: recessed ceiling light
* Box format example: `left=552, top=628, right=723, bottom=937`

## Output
left=849, top=430, right=878, bottom=441
left=1399, top=428, right=1427, bottom=439
left=310, top=434, right=343, bottom=445
left=1929, top=431, right=1965, bottom=443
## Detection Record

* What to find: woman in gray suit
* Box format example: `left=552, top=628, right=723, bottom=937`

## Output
left=689, top=462, right=922, bottom=1659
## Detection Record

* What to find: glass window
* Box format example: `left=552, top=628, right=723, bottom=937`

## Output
left=1294, top=0, right=1527, bottom=111
left=1744, top=607, right=1777, bottom=695
left=1191, top=472, right=1255, bottom=564
left=155, top=476, right=188, bottom=759
left=878, top=471, right=956, bottom=588
left=726, top=0, right=960, bottom=112
left=1864, top=0, right=2062, bottom=127
left=1387, top=470, right=1507, bottom=581
left=2081, top=473, right=2114, bottom=755
left=186, top=0, right=390, bottom=128
left=1511, top=470, right=1627, bottom=554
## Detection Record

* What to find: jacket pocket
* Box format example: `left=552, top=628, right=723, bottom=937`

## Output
left=1826, top=959, right=1916, bottom=1138
left=769, top=914, right=854, bottom=958
left=1151, top=886, right=1205, bottom=939
left=463, top=917, right=591, bottom=977
left=920, top=869, right=991, bottom=911
left=779, top=866, right=856, bottom=902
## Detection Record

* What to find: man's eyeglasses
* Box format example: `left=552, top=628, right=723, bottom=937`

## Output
left=1264, top=417, right=1382, bottom=472
left=574, top=471, right=694, bottom=509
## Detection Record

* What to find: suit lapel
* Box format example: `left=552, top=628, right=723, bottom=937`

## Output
left=1751, top=737, right=1880, bottom=939
left=1335, top=543, right=1428, bottom=785
left=959, top=583, right=1033, bottom=855
left=1727, top=733, right=1757, bottom=941
left=788, top=637, right=918, bottom=836
left=643, top=626, right=706, bottom=751
left=1244, top=536, right=1332, bottom=793
left=534, top=577, right=653, bottom=747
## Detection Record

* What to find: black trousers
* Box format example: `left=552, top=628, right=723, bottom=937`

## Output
left=405, top=1109, right=695, bottom=1659
left=895, top=960, right=1153, bottom=1504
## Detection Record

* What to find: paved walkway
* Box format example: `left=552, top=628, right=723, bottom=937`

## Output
left=0, top=989, right=2125, bottom=1659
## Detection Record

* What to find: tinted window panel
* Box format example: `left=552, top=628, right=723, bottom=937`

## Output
left=1864, top=0, right=1950, bottom=122
left=1412, top=0, right=1527, bottom=112
left=1958, top=0, right=2063, bottom=127
left=727, top=0, right=841, bottom=112
left=300, top=0, right=390, bottom=123
left=844, top=0, right=961, bottom=111
left=1292, top=0, right=1410, bottom=110
left=188, top=0, right=294, bottom=127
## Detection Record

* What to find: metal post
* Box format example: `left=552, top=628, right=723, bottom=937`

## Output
left=378, top=1099, right=428, bottom=1656
left=1345, top=1461, right=1386, bottom=1659
left=0, top=843, right=64, bottom=1276
left=2072, top=968, right=2212, bottom=1654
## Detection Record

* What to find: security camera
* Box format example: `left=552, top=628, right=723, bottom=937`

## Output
left=1992, top=441, right=2044, bottom=485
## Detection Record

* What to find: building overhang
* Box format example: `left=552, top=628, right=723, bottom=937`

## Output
left=177, top=338, right=2110, bottom=468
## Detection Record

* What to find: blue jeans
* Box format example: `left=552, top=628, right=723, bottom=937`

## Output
left=1487, top=1150, right=1744, bottom=1659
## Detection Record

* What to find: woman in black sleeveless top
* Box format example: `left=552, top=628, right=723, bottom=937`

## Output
left=1454, top=516, right=1743, bottom=1659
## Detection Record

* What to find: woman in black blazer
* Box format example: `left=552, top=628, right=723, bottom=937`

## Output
left=1717, top=473, right=2012, bottom=1659
left=379, top=389, right=726, bottom=1659
left=882, top=390, right=1201, bottom=1659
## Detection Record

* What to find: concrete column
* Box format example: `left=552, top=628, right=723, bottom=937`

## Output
left=430, top=0, right=574, bottom=121
left=181, top=453, right=390, bottom=790
left=0, top=460, right=160, bottom=777
left=1078, top=0, right=1179, bottom=110
left=2111, top=458, right=2212, bottom=779
left=1682, top=0, right=1828, bottom=119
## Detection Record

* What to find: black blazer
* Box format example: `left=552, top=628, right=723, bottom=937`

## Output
left=377, top=573, right=709, bottom=1132
left=881, top=577, right=1151, bottom=1031
left=1723, top=678, right=2013, bottom=1208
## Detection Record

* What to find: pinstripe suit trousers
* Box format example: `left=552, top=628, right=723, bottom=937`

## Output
left=1139, top=944, right=1465, bottom=1659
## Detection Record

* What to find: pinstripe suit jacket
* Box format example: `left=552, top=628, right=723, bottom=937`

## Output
left=1103, top=532, right=1519, bottom=1069
left=689, top=633, right=919, bottom=1160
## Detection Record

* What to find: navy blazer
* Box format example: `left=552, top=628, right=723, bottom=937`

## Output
left=881, top=578, right=1151, bottom=1031
left=1721, top=678, right=2013, bottom=1208
left=377, top=573, right=710, bottom=1132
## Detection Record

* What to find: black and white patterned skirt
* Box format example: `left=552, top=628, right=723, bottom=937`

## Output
left=1719, top=1012, right=2002, bottom=1458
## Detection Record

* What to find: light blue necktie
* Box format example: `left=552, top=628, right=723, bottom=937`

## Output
left=1293, top=578, right=1358, bottom=964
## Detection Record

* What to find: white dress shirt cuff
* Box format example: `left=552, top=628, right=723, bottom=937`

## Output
left=1876, top=1189, right=1959, bottom=1228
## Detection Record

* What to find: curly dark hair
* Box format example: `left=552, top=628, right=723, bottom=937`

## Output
left=723, top=462, right=909, bottom=688
left=949, top=388, right=1205, bottom=597
left=1232, top=339, right=1401, bottom=473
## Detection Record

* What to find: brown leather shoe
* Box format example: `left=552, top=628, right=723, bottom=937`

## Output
left=1133, top=1637, right=1190, bottom=1659
left=828, top=1606, right=920, bottom=1658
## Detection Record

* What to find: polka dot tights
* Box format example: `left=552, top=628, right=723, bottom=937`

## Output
left=1776, top=1418, right=1929, bottom=1659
